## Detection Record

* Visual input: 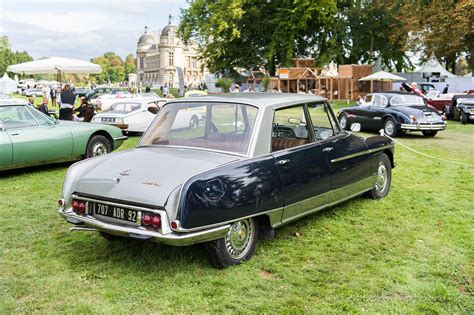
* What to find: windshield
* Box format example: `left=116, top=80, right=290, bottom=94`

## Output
left=109, top=102, right=141, bottom=113
left=140, top=102, right=258, bottom=155
left=390, top=94, right=425, bottom=106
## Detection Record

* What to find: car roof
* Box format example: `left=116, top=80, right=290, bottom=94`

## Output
left=0, top=98, right=28, bottom=106
left=166, top=93, right=327, bottom=109
left=370, top=92, right=423, bottom=98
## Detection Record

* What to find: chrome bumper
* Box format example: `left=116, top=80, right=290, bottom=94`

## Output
left=58, top=207, right=230, bottom=246
left=401, top=123, right=446, bottom=131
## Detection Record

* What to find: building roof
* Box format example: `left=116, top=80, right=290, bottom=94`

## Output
left=167, top=93, right=327, bottom=109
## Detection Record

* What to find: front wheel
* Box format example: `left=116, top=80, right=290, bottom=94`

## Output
left=461, top=112, right=468, bottom=125
left=189, top=115, right=199, bottom=129
left=383, top=118, right=398, bottom=137
left=422, top=130, right=438, bottom=137
left=339, top=113, right=349, bottom=130
left=86, top=135, right=112, bottom=158
left=368, top=153, right=392, bottom=199
left=206, top=218, right=258, bottom=268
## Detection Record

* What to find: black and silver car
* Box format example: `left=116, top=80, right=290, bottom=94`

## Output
left=59, top=94, right=395, bottom=268
left=338, top=92, right=446, bottom=137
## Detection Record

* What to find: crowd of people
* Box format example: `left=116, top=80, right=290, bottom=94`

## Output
left=28, top=83, right=95, bottom=122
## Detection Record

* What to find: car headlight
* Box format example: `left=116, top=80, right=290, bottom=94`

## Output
left=115, top=118, right=124, bottom=124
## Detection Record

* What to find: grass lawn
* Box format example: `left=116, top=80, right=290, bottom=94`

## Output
left=0, top=106, right=473, bottom=313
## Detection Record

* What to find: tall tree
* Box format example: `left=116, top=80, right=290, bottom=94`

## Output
left=90, top=52, right=133, bottom=83
left=0, top=36, right=33, bottom=76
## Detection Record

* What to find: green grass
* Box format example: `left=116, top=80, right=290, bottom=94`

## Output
left=1, top=119, right=473, bottom=313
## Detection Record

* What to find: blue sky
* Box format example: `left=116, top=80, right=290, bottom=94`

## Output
left=0, top=0, right=189, bottom=61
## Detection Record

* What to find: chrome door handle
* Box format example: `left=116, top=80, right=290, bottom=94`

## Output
left=276, top=159, right=290, bottom=165
left=323, top=147, right=334, bottom=152
left=10, top=133, right=19, bottom=136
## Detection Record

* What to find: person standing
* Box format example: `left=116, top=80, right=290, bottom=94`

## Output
left=50, top=86, right=57, bottom=108
left=37, top=97, right=49, bottom=116
left=442, top=84, right=449, bottom=94
left=59, top=84, right=76, bottom=120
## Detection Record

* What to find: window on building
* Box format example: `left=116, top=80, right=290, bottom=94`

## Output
left=169, top=52, right=174, bottom=66
left=139, top=57, right=144, bottom=69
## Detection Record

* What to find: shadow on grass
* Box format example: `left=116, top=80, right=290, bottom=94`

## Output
left=0, top=161, right=74, bottom=179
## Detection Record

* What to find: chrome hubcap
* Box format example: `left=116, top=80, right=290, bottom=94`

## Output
left=225, top=219, right=253, bottom=259
left=340, top=116, right=347, bottom=129
left=375, top=162, right=388, bottom=193
left=385, top=120, right=395, bottom=135
left=92, top=142, right=107, bottom=157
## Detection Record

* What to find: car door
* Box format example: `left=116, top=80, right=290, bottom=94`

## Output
left=353, top=95, right=373, bottom=128
left=364, top=94, right=388, bottom=129
left=1, top=105, right=73, bottom=165
left=307, top=102, right=372, bottom=201
left=271, top=104, right=332, bottom=223
left=0, top=120, right=13, bottom=169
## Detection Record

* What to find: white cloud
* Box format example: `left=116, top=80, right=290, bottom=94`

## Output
left=3, top=11, right=110, bottom=34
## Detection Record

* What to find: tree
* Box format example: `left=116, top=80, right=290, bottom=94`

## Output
left=90, top=52, right=135, bottom=83
left=179, top=0, right=338, bottom=76
left=0, top=36, right=33, bottom=76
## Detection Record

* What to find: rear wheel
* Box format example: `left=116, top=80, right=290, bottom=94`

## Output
left=383, top=118, right=398, bottom=137
left=422, top=130, right=438, bottom=137
left=86, top=135, right=112, bottom=158
left=189, top=115, right=199, bottom=129
left=207, top=217, right=258, bottom=268
left=339, top=113, right=349, bottom=130
left=368, top=153, right=392, bottom=199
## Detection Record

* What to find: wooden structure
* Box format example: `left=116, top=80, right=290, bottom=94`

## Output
left=271, top=64, right=373, bottom=101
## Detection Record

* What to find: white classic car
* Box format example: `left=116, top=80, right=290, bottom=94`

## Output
left=91, top=91, right=132, bottom=111
left=91, top=97, right=202, bottom=133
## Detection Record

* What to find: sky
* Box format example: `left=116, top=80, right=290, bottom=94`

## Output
left=0, top=0, right=189, bottom=61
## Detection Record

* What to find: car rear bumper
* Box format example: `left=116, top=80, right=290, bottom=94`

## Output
left=400, top=123, right=446, bottom=131
left=58, top=207, right=229, bottom=246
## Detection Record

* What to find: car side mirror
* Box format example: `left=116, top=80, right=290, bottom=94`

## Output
left=288, top=118, right=301, bottom=125
left=350, top=123, right=361, bottom=132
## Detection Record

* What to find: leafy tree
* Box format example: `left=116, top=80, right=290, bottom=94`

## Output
left=90, top=52, right=134, bottom=83
left=0, top=36, right=33, bottom=77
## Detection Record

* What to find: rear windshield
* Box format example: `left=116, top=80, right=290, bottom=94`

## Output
left=109, top=102, right=141, bottom=113
left=139, top=102, right=258, bottom=155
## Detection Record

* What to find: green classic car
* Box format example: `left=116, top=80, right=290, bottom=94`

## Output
left=0, top=99, right=126, bottom=171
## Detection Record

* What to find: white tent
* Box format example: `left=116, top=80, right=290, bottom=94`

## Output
left=7, top=57, right=102, bottom=84
left=416, top=55, right=456, bottom=78
left=359, top=71, right=407, bottom=82
left=0, top=73, right=18, bottom=94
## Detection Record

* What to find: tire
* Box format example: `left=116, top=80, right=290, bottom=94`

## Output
left=206, top=217, right=258, bottom=268
left=422, top=130, right=438, bottom=137
left=189, top=115, right=199, bottom=129
left=368, top=153, right=392, bottom=199
left=461, top=112, right=468, bottom=125
left=339, top=113, right=349, bottom=130
left=383, top=118, right=398, bottom=137
left=86, top=135, right=112, bottom=158
left=99, top=231, right=122, bottom=241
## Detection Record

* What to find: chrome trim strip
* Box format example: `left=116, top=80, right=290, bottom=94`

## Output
left=400, top=124, right=446, bottom=131
left=137, top=144, right=248, bottom=158
left=172, top=207, right=285, bottom=233
left=113, top=136, right=128, bottom=141
left=331, top=144, right=393, bottom=163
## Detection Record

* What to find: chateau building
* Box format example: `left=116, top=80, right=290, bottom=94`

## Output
left=136, top=15, right=207, bottom=88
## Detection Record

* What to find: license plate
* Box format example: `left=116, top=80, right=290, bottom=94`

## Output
left=92, top=202, right=138, bottom=223
left=425, top=115, right=434, bottom=122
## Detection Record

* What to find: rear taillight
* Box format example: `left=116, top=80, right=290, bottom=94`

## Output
left=72, top=199, right=86, bottom=215
left=141, top=212, right=161, bottom=229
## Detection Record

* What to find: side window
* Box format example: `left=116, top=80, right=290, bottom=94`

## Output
left=0, top=106, right=39, bottom=130
left=307, top=103, right=339, bottom=141
left=28, top=108, right=53, bottom=126
left=364, top=95, right=373, bottom=104
left=380, top=95, right=388, bottom=108
left=272, top=105, right=310, bottom=152
left=372, top=95, right=381, bottom=107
